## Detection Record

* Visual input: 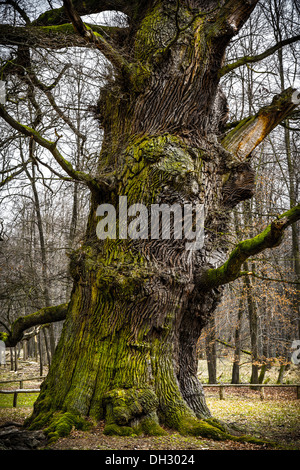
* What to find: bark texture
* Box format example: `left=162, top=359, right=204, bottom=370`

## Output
left=0, top=0, right=299, bottom=441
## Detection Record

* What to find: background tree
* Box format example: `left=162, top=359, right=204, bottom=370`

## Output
left=0, top=0, right=299, bottom=441
left=198, top=0, right=300, bottom=386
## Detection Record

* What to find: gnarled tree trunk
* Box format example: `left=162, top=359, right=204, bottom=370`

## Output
left=0, top=0, right=299, bottom=441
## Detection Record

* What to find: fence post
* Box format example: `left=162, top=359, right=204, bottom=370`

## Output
left=219, top=385, right=225, bottom=400
left=260, top=386, right=265, bottom=401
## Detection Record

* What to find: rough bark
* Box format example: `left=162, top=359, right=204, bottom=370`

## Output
left=0, top=0, right=299, bottom=442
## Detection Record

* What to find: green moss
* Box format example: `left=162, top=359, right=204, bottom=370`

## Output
left=0, top=332, right=8, bottom=343
left=178, top=417, right=230, bottom=440
left=139, top=414, right=167, bottom=436
left=104, top=388, right=159, bottom=426
left=177, top=416, right=274, bottom=447
left=134, top=4, right=168, bottom=64
left=121, top=133, right=198, bottom=207
left=25, top=409, right=53, bottom=430
left=40, top=23, right=75, bottom=34
left=103, top=424, right=136, bottom=436
left=41, top=411, right=91, bottom=443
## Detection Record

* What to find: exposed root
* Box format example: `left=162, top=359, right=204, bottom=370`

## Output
left=26, top=411, right=91, bottom=444
left=103, top=388, right=167, bottom=437
left=178, top=416, right=275, bottom=447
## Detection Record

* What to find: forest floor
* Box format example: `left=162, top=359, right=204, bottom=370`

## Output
left=0, top=361, right=300, bottom=451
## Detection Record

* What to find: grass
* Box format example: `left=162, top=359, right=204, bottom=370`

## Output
left=0, top=392, right=38, bottom=408
left=1, top=388, right=299, bottom=450
left=197, top=357, right=300, bottom=384
left=206, top=393, right=300, bottom=449
left=0, top=359, right=300, bottom=450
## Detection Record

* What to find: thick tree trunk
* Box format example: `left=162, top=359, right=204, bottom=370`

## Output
left=0, top=0, right=294, bottom=441
left=26, top=2, right=235, bottom=436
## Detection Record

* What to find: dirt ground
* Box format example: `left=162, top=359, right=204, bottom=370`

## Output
left=1, top=361, right=299, bottom=451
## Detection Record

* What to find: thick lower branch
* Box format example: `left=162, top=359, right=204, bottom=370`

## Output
left=33, top=0, right=135, bottom=26
left=199, top=204, right=300, bottom=289
left=222, top=87, right=299, bottom=161
left=0, top=303, right=68, bottom=347
left=63, top=0, right=130, bottom=72
left=0, top=24, right=87, bottom=49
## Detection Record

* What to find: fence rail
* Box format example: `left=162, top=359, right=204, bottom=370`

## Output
left=0, top=388, right=40, bottom=407
left=202, top=383, right=300, bottom=400
left=0, top=376, right=45, bottom=388
left=0, top=381, right=299, bottom=407
left=0, top=376, right=45, bottom=407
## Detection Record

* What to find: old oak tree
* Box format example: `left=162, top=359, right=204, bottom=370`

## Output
left=0, top=0, right=299, bottom=441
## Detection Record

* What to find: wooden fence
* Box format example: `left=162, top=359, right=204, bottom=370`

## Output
left=203, top=383, right=300, bottom=400
left=1, top=379, right=300, bottom=407
left=0, top=376, right=45, bottom=407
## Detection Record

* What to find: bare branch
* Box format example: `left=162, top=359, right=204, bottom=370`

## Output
left=0, top=159, right=31, bottom=188
left=1, top=0, right=31, bottom=24
left=238, top=271, right=300, bottom=285
left=25, top=66, right=86, bottom=141
left=0, top=23, right=88, bottom=49
left=63, top=0, right=130, bottom=71
left=199, top=204, right=300, bottom=289
left=220, top=34, right=300, bottom=77
left=0, top=103, right=102, bottom=192
left=33, top=0, right=135, bottom=26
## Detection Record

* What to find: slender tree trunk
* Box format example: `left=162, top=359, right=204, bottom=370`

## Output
left=242, top=201, right=260, bottom=385
left=20, top=105, right=57, bottom=359
left=205, top=317, right=217, bottom=384
left=10, top=347, right=13, bottom=371
left=38, top=331, right=43, bottom=377
left=231, top=297, right=243, bottom=384
left=43, top=329, right=51, bottom=367
left=243, top=263, right=259, bottom=386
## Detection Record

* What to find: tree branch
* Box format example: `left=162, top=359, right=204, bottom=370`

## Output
left=0, top=159, right=31, bottom=188
left=0, top=23, right=88, bottom=49
left=199, top=204, right=300, bottom=289
left=0, top=303, right=69, bottom=347
left=33, top=0, right=135, bottom=26
left=238, top=271, right=300, bottom=285
left=222, top=87, right=299, bottom=161
left=1, top=0, right=31, bottom=25
left=62, top=0, right=130, bottom=71
left=0, top=103, right=103, bottom=191
left=211, top=0, right=260, bottom=37
left=216, top=338, right=252, bottom=356
left=219, top=34, right=300, bottom=77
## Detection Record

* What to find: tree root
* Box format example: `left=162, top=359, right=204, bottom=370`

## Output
left=27, top=411, right=92, bottom=444
left=178, top=416, right=275, bottom=447
left=25, top=409, right=275, bottom=447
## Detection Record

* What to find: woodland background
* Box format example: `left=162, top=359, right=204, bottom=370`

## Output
left=0, top=0, right=299, bottom=385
